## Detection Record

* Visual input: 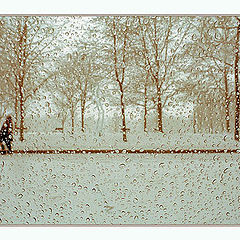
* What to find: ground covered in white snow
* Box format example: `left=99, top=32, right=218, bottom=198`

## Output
left=12, top=132, right=240, bottom=151
left=1, top=153, right=239, bottom=224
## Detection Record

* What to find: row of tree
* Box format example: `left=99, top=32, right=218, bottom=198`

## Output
left=0, top=16, right=240, bottom=142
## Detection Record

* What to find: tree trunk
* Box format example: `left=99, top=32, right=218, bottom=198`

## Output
left=223, top=66, right=230, bottom=132
left=61, top=118, right=65, bottom=132
left=234, top=21, right=240, bottom=141
left=71, top=116, right=74, bottom=135
left=144, top=83, right=147, bottom=132
left=112, top=18, right=128, bottom=142
left=156, top=86, right=163, bottom=132
left=71, top=103, right=74, bottom=135
left=209, top=99, right=213, bottom=134
left=19, top=79, right=24, bottom=141
left=119, top=85, right=127, bottom=142
left=193, top=105, right=196, bottom=133
left=18, top=17, right=28, bottom=142
left=81, top=105, right=85, bottom=132
left=81, top=88, right=87, bottom=132
left=14, top=85, right=19, bottom=132
left=209, top=114, right=213, bottom=134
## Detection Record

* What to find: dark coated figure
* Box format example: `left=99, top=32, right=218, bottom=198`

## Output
left=0, top=115, right=13, bottom=154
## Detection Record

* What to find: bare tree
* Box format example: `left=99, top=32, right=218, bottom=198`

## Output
left=101, top=17, right=135, bottom=142
left=190, top=17, right=235, bottom=133
left=0, top=16, right=65, bottom=141
left=50, top=52, right=93, bottom=134
left=0, top=20, right=15, bottom=123
left=137, top=16, right=192, bottom=132
left=234, top=17, right=240, bottom=141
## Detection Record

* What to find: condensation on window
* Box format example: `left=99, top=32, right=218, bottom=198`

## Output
left=0, top=16, right=240, bottom=225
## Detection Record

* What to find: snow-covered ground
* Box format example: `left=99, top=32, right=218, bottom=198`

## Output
left=12, top=132, right=240, bottom=151
left=1, top=153, right=240, bottom=224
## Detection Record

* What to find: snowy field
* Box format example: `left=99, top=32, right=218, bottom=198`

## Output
left=1, top=153, right=240, bottom=224
left=12, top=132, right=240, bottom=151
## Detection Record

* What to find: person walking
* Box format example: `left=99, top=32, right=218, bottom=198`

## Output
left=0, top=115, right=13, bottom=154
